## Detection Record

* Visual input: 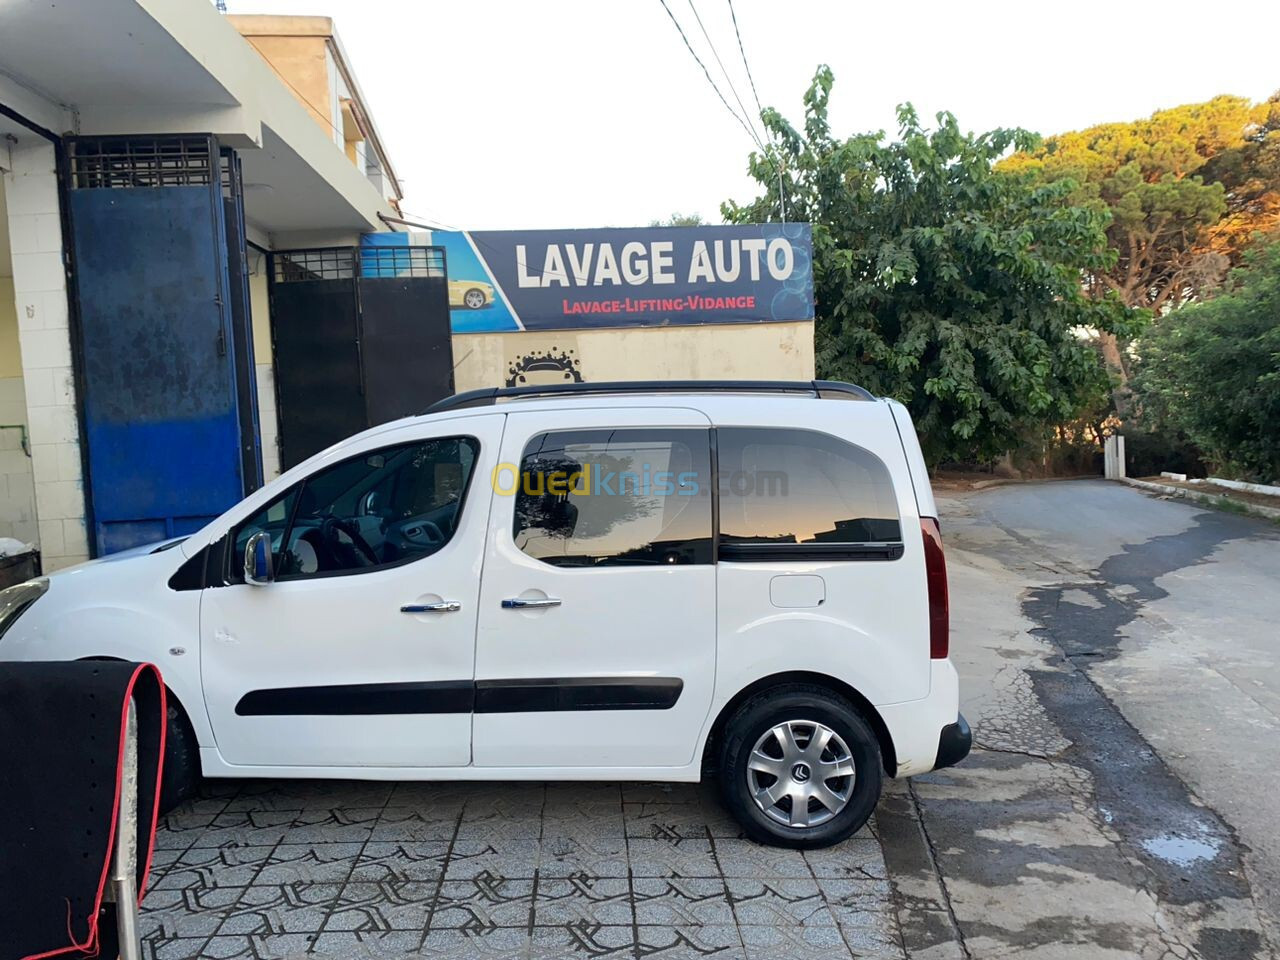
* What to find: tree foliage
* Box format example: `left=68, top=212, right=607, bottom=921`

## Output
left=649, top=212, right=704, bottom=227
left=1201, top=93, right=1280, bottom=264
left=722, top=66, right=1129, bottom=464
left=1133, top=242, right=1280, bottom=482
left=1001, top=97, right=1258, bottom=313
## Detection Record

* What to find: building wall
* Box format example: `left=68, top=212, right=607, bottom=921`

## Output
left=453, top=320, right=815, bottom=392
left=0, top=268, right=38, bottom=546
left=246, top=248, right=281, bottom=481
left=3, top=139, right=88, bottom=570
left=236, top=29, right=333, bottom=142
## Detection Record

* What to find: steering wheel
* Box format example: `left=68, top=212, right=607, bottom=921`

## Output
left=320, top=516, right=380, bottom=566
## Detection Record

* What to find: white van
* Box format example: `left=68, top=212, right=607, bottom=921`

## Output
left=0, top=380, right=969, bottom=848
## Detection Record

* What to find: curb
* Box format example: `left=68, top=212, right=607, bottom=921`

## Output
left=1121, top=477, right=1280, bottom=522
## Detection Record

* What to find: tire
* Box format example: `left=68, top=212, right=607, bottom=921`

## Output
left=463, top=288, right=486, bottom=309
left=718, top=684, right=882, bottom=849
left=159, top=700, right=199, bottom=815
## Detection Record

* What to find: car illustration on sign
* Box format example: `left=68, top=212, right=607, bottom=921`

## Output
left=449, top=280, right=494, bottom=310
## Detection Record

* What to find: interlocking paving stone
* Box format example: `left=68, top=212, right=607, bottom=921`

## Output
left=140, top=779, right=903, bottom=960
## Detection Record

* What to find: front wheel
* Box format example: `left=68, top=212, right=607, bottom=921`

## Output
left=463, top=288, right=486, bottom=309
left=159, top=701, right=199, bottom=814
left=718, top=685, right=882, bottom=848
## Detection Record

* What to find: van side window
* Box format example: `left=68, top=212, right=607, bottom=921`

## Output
left=513, top=429, right=713, bottom=567
left=231, top=436, right=479, bottom=581
left=717, top=427, right=902, bottom=559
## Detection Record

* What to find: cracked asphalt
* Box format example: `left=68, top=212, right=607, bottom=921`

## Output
left=889, top=480, right=1280, bottom=959
left=143, top=479, right=1279, bottom=959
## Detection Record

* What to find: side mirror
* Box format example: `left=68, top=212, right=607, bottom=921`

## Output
left=244, top=531, right=274, bottom=586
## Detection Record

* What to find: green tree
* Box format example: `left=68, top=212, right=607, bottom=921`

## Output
left=1200, top=93, right=1280, bottom=264
left=722, top=66, right=1130, bottom=464
left=649, top=212, right=704, bottom=227
left=1133, top=242, right=1280, bottom=481
left=1001, top=98, right=1270, bottom=413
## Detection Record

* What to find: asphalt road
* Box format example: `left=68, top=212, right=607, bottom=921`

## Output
left=889, top=480, right=1280, bottom=959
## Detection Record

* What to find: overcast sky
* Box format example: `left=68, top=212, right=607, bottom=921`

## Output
left=226, top=0, right=1280, bottom=231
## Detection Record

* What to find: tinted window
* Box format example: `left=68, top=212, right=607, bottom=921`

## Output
left=717, top=428, right=901, bottom=549
left=514, top=429, right=712, bottom=567
left=232, top=436, right=479, bottom=580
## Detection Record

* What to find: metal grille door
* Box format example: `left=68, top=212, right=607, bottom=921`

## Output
left=269, top=245, right=453, bottom=468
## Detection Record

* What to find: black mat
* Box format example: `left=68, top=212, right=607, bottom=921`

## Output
left=0, top=661, right=165, bottom=960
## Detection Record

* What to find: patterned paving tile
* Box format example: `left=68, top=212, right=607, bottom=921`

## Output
left=539, top=835, right=630, bottom=878
left=443, top=839, right=541, bottom=880
left=349, top=841, right=450, bottom=883
left=726, top=877, right=835, bottom=926
left=310, top=930, right=424, bottom=958
left=370, top=807, right=460, bottom=843
left=534, top=875, right=633, bottom=926
left=431, top=877, right=534, bottom=929
left=627, top=837, right=720, bottom=878
left=632, top=877, right=734, bottom=925
left=421, top=926, right=530, bottom=958
left=186, top=810, right=302, bottom=849
left=739, top=922, right=851, bottom=958
left=636, top=924, right=745, bottom=958
left=711, top=838, right=811, bottom=878
left=151, top=844, right=274, bottom=890
left=256, top=842, right=364, bottom=884
left=140, top=886, right=242, bottom=939
left=324, top=880, right=437, bottom=931
left=217, top=882, right=340, bottom=936
left=143, top=779, right=900, bottom=960
left=528, top=924, right=636, bottom=958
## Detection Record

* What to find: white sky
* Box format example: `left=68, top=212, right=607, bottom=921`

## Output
left=226, top=0, right=1280, bottom=231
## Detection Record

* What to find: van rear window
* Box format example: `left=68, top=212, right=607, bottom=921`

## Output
left=717, top=427, right=901, bottom=559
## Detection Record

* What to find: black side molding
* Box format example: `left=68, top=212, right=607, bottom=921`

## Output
left=933, top=714, right=972, bottom=771
left=236, top=681, right=474, bottom=716
left=233, top=677, right=684, bottom=717
left=476, top=677, right=683, bottom=713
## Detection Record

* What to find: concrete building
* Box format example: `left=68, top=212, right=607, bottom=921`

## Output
left=0, top=0, right=406, bottom=569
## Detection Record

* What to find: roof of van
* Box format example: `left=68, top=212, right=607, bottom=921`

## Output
left=426, top=380, right=877, bottom=415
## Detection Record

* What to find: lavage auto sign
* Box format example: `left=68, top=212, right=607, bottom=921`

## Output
left=464, top=224, right=813, bottom=331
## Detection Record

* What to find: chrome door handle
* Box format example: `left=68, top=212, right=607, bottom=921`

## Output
left=400, top=601, right=462, bottom=613
left=501, top=597, right=562, bottom=609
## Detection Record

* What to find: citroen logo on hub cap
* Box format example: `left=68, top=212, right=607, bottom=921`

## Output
left=791, top=762, right=811, bottom=783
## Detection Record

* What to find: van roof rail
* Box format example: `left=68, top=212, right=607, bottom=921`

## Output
left=425, top=379, right=876, bottom=414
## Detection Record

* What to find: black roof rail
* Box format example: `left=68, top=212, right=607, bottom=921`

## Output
left=425, top=379, right=876, bottom=414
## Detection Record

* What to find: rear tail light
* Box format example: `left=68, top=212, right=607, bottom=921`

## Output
left=920, top=517, right=949, bottom=659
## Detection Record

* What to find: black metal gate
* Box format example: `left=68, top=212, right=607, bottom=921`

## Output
left=268, top=245, right=454, bottom=468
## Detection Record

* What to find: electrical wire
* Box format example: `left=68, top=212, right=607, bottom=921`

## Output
left=656, top=0, right=763, bottom=151
left=727, top=0, right=764, bottom=120
left=684, top=0, right=766, bottom=152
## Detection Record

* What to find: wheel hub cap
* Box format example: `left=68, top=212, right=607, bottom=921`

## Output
left=747, top=720, right=855, bottom=829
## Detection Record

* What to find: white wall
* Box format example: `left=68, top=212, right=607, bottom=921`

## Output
left=3, top=138, right=88, bottom=570
left=0, top=175, right=39, bottom=547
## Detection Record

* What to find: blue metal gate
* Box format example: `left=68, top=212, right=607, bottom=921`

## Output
left=66, top=136, right=256, bottom=554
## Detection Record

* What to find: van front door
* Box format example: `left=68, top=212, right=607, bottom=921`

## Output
left=473, top=408, right=716, bottom=770
left=199, top=414, right=503, bottom=769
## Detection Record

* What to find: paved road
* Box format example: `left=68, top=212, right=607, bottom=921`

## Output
left=142, top=479, right=1279, bottom=959
left=889, top=480, right=1280, bottom=959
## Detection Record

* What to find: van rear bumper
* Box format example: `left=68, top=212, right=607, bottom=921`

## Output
left=933, top=714, right=972, bottom=770
left=876, top=659, right=967, bottom=776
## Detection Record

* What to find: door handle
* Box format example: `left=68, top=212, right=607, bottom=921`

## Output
left=401, top=601, right=462, bottom=613
left=501, top=597, right=562, bottom=609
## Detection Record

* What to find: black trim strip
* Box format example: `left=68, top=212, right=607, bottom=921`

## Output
left=476, top=677, right=683, bottom=713
left=235, top=680, right=473, bottom=716
left=719, top=541, right=905, bottom=562
left=233, top=677, right=684, bottom=716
